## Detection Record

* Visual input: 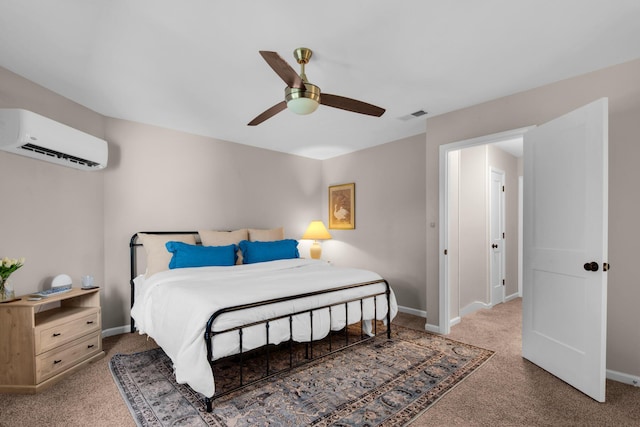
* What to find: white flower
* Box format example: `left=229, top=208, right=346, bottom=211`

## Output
left=0, top=257, right=25, bottom=279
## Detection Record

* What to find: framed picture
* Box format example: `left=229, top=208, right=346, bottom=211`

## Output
left=328, top=183, right=355, bottom=229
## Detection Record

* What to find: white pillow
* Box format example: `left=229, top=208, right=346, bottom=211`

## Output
left=138, top=233, right=196, bottom=277
left=198, top=229, right=248, bottom=265
left=248, top=227, right=285, bottom=242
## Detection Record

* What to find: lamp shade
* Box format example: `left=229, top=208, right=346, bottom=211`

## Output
left=302, top=220, right=332, bottom=240
left=287, top=97, right=319, bottom=115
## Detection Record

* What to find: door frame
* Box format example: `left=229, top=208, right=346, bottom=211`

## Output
left=438, top=126, right=535, bottom=334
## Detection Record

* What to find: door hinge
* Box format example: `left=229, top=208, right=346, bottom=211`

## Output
left=502, top=279, right=505, bottom=286
left=502, top=232, right=505, bottom=239
left=444, top=249, right=448, bottom=255
left=502, top=185, right=505, bottom=192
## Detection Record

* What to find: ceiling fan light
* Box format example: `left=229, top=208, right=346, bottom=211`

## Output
left=287, top=97, right=319, bottom=115
left=285, top=83, right=321, bottom=115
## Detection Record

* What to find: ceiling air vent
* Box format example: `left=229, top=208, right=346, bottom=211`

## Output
left=398, top=110, right=428, bottom=121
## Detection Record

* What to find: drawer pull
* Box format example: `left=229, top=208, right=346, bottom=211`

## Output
left=87, top=344, right=95, bottom=349
left=53, top=359, right=62, bottom=365
left=86, top=321, right=94, bottom=324
left=52, top=333, right=61, bottom=337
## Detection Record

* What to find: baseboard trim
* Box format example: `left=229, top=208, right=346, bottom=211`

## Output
left=396, top=305, right=441, bottom=333
left=505, top=293, right=520, bottom=302
left=424, top=323, right=441, bottom=334
left=460, top=301, right=491, bottom=317
left=103, top=325, right=131, bottom=338
left=607, top=369, right=640, bottom=387
left=397, top=305, right=426, bottom=318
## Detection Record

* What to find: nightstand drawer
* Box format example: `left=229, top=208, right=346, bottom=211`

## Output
left=36, top=332, right=101, bottom=383
left=37, top=310, right=100, bottom=354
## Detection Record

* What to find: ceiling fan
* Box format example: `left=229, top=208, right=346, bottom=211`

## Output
left=248, top=47, right=385, bottom=126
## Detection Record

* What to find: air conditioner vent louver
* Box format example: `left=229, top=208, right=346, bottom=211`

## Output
left=20, top=143, right=101, bottom=168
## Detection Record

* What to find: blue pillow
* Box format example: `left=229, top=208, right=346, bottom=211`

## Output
left=165, top=241, right=237, bottom=269
left=238, top=239, right=299, bottom=264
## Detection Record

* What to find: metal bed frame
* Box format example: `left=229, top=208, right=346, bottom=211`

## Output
left=129, top=231, right=392, bottom=412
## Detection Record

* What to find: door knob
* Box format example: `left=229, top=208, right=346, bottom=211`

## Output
left=492, top=244, right=498, bottom=249
left=583, top=262, right=599, bottom=272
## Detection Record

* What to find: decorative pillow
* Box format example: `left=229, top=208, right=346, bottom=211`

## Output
left=138, top=233, right=197, bottom=277
left=165, top=241, right=236, bottom=269
left=238, top=239, right=299, bottom=264
left=198, top=229, right=248, bottom=264
left=248, top=227, right=285, bottom=242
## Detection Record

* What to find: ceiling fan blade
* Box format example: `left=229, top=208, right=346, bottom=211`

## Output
left=259, top=51, right=305, bottom=89
left=247, top=101, right=287, bottom=126
left=320, top=93, right=385, bottom=117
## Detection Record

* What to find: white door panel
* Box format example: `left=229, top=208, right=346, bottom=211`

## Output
left=490, top=168, right=505, bottom=306
left=523, top=98, right=608, bottom=402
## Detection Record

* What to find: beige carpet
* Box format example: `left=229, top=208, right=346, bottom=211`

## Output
left=1, top=298, right=638, bottom=426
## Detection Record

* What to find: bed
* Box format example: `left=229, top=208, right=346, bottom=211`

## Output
left=129, top=229, right=398, bottom=412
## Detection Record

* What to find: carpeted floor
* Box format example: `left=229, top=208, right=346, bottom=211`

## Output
left=0, top=299, right=638, bottom=426
left=109, top=325, right=493, bottom=426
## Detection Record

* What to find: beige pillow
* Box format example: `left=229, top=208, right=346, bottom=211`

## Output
left=198, top=229, right=248, bottom=264
left=138, top=233, right=197, bottom=277
left=248, top=227, right=285, bottom=242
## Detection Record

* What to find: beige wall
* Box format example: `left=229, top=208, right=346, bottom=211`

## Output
left=102, top=119, right=323, bottom=328
left=458, top=145, right=488, bottom=308
left=0, top=66, right=324, bottom=330
left=0, top=62, right=427, bottom=330
left=0, top=67, right=105, bottom=295
left=321, top=134, right=427, bottom=312
left=426, top=58, right=640, bottom=377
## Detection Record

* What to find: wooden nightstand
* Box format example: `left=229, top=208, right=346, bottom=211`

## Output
left=0, top=287, right=105, bottom=393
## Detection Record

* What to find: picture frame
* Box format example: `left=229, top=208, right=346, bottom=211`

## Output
left=328, top=183, right=355, bottom=229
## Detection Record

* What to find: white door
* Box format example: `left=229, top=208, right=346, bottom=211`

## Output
left=522, top=98, right=608, bottom=402
left=490, top=168, right=505, bottom=306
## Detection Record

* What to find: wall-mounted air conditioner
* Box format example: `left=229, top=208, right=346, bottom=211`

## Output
left=0, top=108, right=108, bottom=171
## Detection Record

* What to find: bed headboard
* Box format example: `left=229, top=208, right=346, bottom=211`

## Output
left=129, top=231, right=200, bottom=332
left=129, top=231, right=200, bottom=281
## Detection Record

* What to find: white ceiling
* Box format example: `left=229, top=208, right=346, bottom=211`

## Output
left=1, top=1, right=639, bottom=159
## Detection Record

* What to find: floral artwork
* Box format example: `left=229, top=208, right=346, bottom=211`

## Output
left=329, top=183, right=355, bottom=229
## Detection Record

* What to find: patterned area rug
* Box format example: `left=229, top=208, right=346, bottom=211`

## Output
left=110, top=325, right=494, bottom=426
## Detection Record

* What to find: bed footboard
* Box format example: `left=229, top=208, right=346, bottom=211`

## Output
left=203, top=279, right=392, bottom=412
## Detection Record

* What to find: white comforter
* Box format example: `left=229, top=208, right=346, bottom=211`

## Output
left=131, top=258, right=397, bottom=397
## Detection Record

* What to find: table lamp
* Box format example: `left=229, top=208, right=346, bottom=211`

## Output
left=302, top=220, right=332, bottom=259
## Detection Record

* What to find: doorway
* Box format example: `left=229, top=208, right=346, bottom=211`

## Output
left=437, top=100, right=609, bottom=401
left=438, top=126, right=533, bottom=334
